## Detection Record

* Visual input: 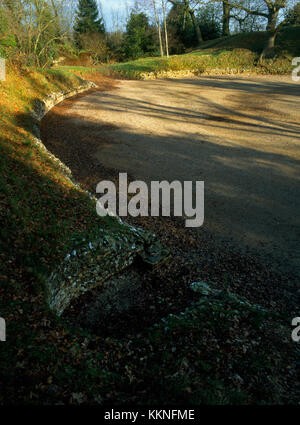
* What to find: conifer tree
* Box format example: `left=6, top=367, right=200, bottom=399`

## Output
left=74, top=0, right=105, bottom=40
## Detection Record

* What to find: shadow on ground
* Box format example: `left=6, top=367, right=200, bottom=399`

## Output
left=41, top=76, right=300, bottom=278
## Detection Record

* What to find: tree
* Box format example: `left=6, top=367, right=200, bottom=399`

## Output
left=124, top=12, right=156, bottom=60
left=237, top=0, right=289, bottom=58
left=222, top=1, right=231, bottom=35
left=168, top=0, right=203, bottom=44
left=74, top=0, right=105, bottom=47
left=167, top=1, right=198, bottom=51
left=0, top=0, right=73, bottom=67
left=132, top=0, right=167, bottom=57
left=78, top=32, right=108, bottom=63
left=151, top=0, right=164, bottom=56
left=285, top=1, right=300, bottom=24
left=197, top=4, right=221, bottom=40
left=106, top=30, right=125, bottom=62
left=209, top=0, right=291, bottom=57
left=0, top=3, right=17, bottom=59
left=229, top=0, right=266, bottom=33
left=161, top=0, right=170, bottom=56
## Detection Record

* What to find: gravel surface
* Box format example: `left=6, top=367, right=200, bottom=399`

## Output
left=41, top=75, right=300, bottom=326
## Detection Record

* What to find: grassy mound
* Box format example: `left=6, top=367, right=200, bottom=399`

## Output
left=98, top=26, right=300, bottom=79
left=191, top=25, right=300, bottom=56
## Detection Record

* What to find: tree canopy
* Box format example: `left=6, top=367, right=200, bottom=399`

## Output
left=74, top=0, right=105, bottom=41
left=124, top=12, right=157, bottom=60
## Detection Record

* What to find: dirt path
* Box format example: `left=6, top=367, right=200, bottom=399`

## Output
left=42, top=75, right=300, bottom=278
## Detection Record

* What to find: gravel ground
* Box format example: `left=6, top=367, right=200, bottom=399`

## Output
left=41, top=75, right=300, bottom=329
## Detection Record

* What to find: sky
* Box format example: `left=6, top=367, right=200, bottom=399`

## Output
left=99, top=0, right=134, bottom=31
left=98, top=0, right=297, bottom=32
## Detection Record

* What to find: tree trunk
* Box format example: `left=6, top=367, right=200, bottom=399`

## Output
left=152, top=0, right=164, bottom=57
left=161, top=0, right=169, bottom=57
left=260, top=6, right=280, bottom=59
left=261, top=32, right=276, bottom=58
left=189, top=8, right=203, bottom=44
left=266, top=8, right=279, bottom=32
left=260, top=22, right=282, bottom=60
left=158, top=20, right=164, bottom=57
left=222, top=1, right=230, bottom=36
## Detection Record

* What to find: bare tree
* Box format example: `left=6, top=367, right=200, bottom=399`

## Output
left=222, top=1, right=231, bottom=35
left=152, top=0, right=164, bottom=56
left=234, top=0, right=289, bottom=57
left=132, top=0, right=166, bottom=56
left=1, top=0, right=73, bottom=67
left=204, top=0, right=292, bottom=57
left=79, top=32, right=108, bottom=64
left=161, top=0, right=169, bottom=56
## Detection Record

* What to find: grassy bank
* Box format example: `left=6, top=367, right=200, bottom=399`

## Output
left=97, top=26, right=300, bottom=80
left=0, top=65, right=127, bottom=403
left=0, top=66, right=120, bottom=281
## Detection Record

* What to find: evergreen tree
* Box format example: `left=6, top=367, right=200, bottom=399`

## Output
left=74, top=0, right=105, bottom=43
left=124, top=12, right=157, bottom=60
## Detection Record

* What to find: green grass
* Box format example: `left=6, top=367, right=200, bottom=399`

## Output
left=97, top=25, right=300, bottom=79
left=0, top=66, right=122, bottom=278
left=0, top=65, right=135, bottom=404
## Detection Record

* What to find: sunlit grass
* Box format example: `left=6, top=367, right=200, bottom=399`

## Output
left=97, top=26, right=300, bottom=80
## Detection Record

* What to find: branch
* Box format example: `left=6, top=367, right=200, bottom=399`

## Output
left=196, top=0, right=269, bottom=18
